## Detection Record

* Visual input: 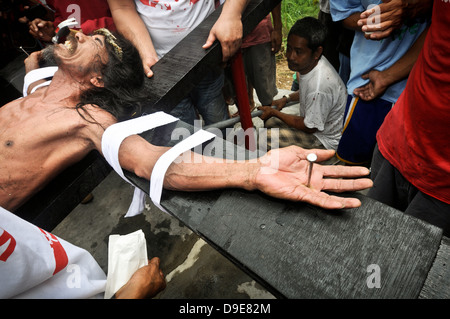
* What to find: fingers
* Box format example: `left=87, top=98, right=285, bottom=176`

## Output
left=321, top=165, right=370, bottom=178
left=308, top=149, right=336, bottom=163
left=149, top=256, right=160, bottom=266
left=202, top=32, right=216, bottom=50
left=322, top=177, right=373, bottom=193
left=301, top=190, right=362, bottom=209
left=145, top=66, right=153, bottom=78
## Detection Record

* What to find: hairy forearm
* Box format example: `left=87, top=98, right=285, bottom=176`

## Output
left=378, top=26, right=428, bottom=85
left=107, top=0, right=157, bottom=61
left=271, top=3, right=282, bottom=32
left=164, top=156, right=259, bottom=192
left=343, top=12, right=364, bottom=31
left=118, top=135, right=258, bottom=192
left=221, top=0, right=251, bottom=19
left=403, top=0, right=433, bottom=20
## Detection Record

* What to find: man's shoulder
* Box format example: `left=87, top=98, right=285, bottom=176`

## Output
left=316, top=58, right=346, bottom=90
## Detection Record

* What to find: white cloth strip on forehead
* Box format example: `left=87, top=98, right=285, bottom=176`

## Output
left=150, top=129, right=216, bottom=214
left=101, top=111, right=178, bottom=217
left=23, top=66, right=58, bottom=97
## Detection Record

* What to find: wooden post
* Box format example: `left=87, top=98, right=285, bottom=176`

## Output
left=230, top=49, right=256, bottom=151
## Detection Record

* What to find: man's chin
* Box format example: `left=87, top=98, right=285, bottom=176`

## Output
left=287, top=62, right=299, bottom=72
left=38, top=46, right=59, bottom=68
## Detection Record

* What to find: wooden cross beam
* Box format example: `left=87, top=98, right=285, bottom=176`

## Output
left=140, top=0, right=281, bottom=115
left=15, top=0, right=450, bottom=298
left=125, top=120, right=450, bottom=299
left=15, top=0, right=281, bottom=234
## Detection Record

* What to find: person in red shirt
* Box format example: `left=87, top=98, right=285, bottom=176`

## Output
left=28, top=0, right=115, bottom=43
left=359, top=0, right=450, bottom=236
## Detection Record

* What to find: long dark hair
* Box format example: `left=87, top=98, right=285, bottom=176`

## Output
left=75, top=32, right=146, bottom=122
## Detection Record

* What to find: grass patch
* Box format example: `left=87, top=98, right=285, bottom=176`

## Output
left=279, top=0, right=320, bottom=55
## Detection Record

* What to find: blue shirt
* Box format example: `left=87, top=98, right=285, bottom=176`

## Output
left=330, top=0, right=428, bottom=103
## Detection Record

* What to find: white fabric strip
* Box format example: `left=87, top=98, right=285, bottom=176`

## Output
left=30, top=80, right=52, bottom=94
left=23, top=66, right=58, bottom=97
left=150, top=129, right=216, bottom=214
left=101, top=112, right=178, bottom=217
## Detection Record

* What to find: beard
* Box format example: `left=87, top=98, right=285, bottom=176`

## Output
left=38, top=45, right=60, bottom=68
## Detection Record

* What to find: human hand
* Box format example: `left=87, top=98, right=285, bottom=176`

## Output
left=24, top=51, right=41, bottom=73
left=271, top=29, right=282, bottom=53
left=141, top=54, right=159, bottom=78
left=271, top=98, right=287, bottom=111
left=114, top=257, right=166, bottom=299
left=28, top=18, right=55, bottom=43
left=353, top=70, right=388, bottom=101
left=203, top=13, right=243, bottom=62
left=358, top=0, right=407, bottom=40
left=255, top=146, right=372, bottom=209
left=257, top=106, right=275, bottom=121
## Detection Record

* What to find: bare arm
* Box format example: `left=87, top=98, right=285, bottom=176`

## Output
left=203, top=0, right=251, bottom=61
left=271, top=4, right=282, bottom=53
left=342, top=12, right=365, bottom=31
left=107, top=0, right=158, bottom=77
left=116, top=135, right=372, bottom=210
left=353, top=26, right=429, bottom=101
left=270, top=91, right=299, bottom=111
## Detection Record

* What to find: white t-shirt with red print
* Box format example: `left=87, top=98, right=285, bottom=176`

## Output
left=0, top=207, right=106, bottom=299
left=135, top=0, right=216, bottom=58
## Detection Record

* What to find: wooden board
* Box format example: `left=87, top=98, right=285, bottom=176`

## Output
left=140, top=0, right=282, bottom=115
left=125, top=121, right=444, bottom=299
left=419, top=236, right=450, bottom=299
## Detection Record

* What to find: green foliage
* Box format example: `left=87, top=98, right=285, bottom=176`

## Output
left=280, top=0, right=320, bottom=54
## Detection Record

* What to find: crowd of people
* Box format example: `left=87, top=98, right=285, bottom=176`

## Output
left=0, top=0, right=448, bottom=299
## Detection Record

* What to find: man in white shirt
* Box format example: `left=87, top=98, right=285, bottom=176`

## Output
left=258, top=17, right=347, bottom=152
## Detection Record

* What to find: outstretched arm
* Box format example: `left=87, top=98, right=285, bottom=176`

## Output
left=117, top=136, right=372, bottom=210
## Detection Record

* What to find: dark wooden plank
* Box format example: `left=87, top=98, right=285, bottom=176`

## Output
left=419, top=236, right=450, bottom=299
left=140, top=0, right=282, bottom=116
left=126, top=121, right=444, bottom=298
left=193, top=191, right=442, bottom=298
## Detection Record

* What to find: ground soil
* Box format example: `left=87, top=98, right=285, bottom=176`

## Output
left=275, top=53, right=293, bottom=91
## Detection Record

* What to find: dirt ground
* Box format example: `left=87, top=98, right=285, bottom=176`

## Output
left=275, top=53, right=294, bottom=91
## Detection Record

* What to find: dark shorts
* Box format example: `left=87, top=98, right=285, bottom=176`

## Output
left=337, top=96, right=392, bottom=165
left=368, top=145, right=450, bottom=237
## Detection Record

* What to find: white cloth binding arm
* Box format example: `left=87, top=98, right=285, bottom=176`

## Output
left=101, top=111, right=216, bottom=216
left=149, top=129, right=216, bottom=214
left=101, top=111, right=179, bottom=217
left=23, top=66, right=58, bottom=97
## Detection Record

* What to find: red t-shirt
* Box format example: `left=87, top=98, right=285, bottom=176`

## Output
left=46, top=0, right=115, bottom=34
left=376, top=0, right=450, bottom=204
left=241, top=15, right=273, bottom=48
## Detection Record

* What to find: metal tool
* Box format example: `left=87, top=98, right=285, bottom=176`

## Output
left=52, top=17, right=78, bottom=44
left=306, top=153, right=317, bottom=188
left=19, top=46, right=29, bottom=56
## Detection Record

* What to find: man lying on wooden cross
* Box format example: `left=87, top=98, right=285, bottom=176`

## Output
left=0, top=30, right=372, bottom=214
